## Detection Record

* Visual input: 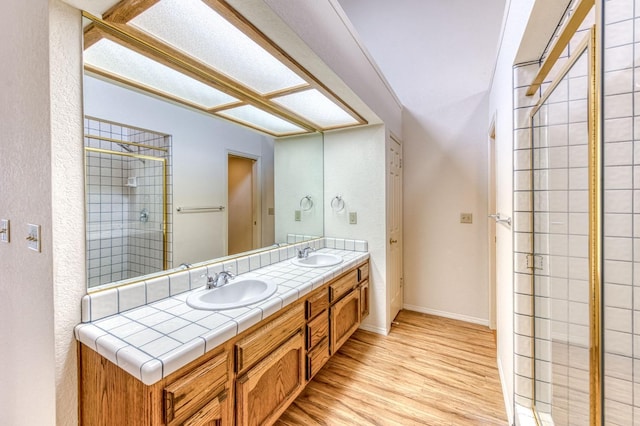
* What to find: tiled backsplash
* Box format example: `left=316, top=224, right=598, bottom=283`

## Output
left=82, top=237, right=368, bottom=323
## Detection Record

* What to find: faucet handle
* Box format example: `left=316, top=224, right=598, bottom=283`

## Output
left=201, top=273, right=215, bottom=289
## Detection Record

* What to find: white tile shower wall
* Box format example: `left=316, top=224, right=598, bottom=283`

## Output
left=602, top=0, right=640, bottom=423
left=513, top=61, right=539, bottom=410
left=84, top=118, right=172, bottom=287
left=82, top=237, right=368, bottom=322
left=512, top=14, right=594, bottom=415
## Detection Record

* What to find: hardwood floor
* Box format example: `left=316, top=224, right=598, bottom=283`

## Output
left=275, top=310, right=507, bottom=426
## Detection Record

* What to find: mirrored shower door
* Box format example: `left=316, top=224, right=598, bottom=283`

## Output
left=531, top=32, right=594, bottom=426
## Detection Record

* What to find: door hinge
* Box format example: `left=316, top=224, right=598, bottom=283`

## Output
left=526, top=254, right=543, bottom=270
left=399, top=158, right=403, bottom=168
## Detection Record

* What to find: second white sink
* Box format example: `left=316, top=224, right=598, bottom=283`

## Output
left=186, top=277, right=277, bottom=311
left=291, top=253, right=343, bottom=268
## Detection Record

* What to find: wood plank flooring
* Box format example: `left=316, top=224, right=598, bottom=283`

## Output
left=275, top=310, right=507, bottom=426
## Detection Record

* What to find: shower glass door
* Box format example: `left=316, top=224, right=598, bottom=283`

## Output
left=531, top=39, right=591, bottom=426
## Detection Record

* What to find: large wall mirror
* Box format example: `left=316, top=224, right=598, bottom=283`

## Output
left=84, top=75, right=324, bottom=289
left=79, top=0, right=366, bottom=289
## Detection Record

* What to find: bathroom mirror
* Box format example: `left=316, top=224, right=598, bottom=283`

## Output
left=84, top=73, right=324, bottom=288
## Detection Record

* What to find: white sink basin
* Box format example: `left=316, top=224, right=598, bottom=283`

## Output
left=186, top=277, right=277, bottom=311
left=291, top=253, right=343, bottom=268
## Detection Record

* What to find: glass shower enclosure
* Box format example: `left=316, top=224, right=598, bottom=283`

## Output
left=84, top=117, right=170, bottom=288
left=530, top=30, right=595, bottom=426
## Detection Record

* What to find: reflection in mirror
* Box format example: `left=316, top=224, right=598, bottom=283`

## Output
left=84, top=74, right=324, bottom=289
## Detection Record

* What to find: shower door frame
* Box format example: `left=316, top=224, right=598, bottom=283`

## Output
left=528, top=25, right=602, bottom=426
left=84, top=147, right=169, bottom=278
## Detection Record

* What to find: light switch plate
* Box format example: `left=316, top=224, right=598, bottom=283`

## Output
left=294, top=210, right=301, bottom=221
left=0, top=219, right=9, bottom=243
left=27, top=224, right=41, bottom=252
left=460, top=213, right=473, bottom=224
left=349, top=212, right=357, bottom=224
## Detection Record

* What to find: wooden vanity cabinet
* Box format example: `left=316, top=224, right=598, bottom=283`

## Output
left=235, top=332, right=305, bottom=426
left=305, top=288, right=330, bottom=381
left=79, top=260, right=370, bottom=426
left=164, top=351, right=230, bottom=426
left=330, top=287, right=361, bottom=354
left=78, top=344, right=233, bottom=426
left=234, top=303, right=305, bottom=426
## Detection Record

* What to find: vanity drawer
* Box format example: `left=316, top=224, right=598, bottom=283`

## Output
left=306, top=310, right=329, bottom=350
left=358, top=262, right=369, bottom=283
left=306, top=337, right=330, bottom=380
left=329, top=269, right=358, bottom=303
left=164, top=351, right=228, bottom=425
left=235, top=303, right=305, bottom=373
left=305, top=287, right=329, bottom=320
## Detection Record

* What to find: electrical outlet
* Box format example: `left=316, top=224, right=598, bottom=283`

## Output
left=294, top=210, right=301, bottom=221
left=460, top=213, right=473, bottom=224
left=27, top=223, right=41, bottom=252
left=0, top=219, right=9, bottom=243
left=349, top=212, right=357, bottom=224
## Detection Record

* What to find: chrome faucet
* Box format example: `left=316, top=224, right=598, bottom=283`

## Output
left=205, top=270, right=235, bottom=289
left=297, top=246, right=314, bottom=259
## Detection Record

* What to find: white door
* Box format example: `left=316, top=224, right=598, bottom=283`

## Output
left=388, top=136, right=403, bottom=322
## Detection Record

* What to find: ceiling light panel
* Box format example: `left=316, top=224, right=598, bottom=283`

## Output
left=129, top=0, right=307, bottom=95
left=84, top=38, right=238, bottom=109
left=216, top=105, right=305, bottom=135
left=272, top=89, right=359, bottom=128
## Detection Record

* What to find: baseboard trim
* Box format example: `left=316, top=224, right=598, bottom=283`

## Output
left=358, top=323, right=389, bottom=336
left=403, top=304, right=490, bottom=327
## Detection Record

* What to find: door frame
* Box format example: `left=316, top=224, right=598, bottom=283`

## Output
left=226, top=150, right=262, bottom=253
left=488, top=116, right=497, bottom=331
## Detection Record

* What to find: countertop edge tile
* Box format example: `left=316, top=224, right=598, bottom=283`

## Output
left=160, top=337, right=206, bottom=378
left=77, top=248, right=369, bottom=385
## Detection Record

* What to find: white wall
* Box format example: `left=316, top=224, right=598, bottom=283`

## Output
left=488, top=1, right=537, bottom=422
left=84, top=76, right=275, bottom=265
left=338, top=0, right=505, bottom=326
left=324, top=125, right=388, bottom=333
left=260, top=0, right=402, bottom=136
left=274, top=134, right=324, bottom=242
left=402, top=94, right=491, bottom=324
left=0, top=1, right=84, bottom=425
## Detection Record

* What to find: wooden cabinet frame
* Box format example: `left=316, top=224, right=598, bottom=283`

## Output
left=78, top=260, right=369, bottom=426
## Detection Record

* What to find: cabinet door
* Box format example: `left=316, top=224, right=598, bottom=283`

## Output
left=182, top=392, right=226, bottom=426
left=164, top=351, right=228, bottom=425
left=236, top=331, right=305, bottom=426
left=360, top=280, right=370, bottom=320
left=330, top=288, right=360, bottom=354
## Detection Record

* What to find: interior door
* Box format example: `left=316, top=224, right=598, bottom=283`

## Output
left=228, top=155, right=255, bottom=255
left=388, top=136, right=403, bottom=322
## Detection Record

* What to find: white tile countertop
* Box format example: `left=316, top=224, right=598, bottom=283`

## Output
left=75, top=242, right=369, bottom=385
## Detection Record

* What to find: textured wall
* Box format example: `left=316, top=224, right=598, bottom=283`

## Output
left=50, top=2, right=85, bottom=424
left=0, top=1, right=83, bottom=424
left=324, top=125, right=388, bottom=333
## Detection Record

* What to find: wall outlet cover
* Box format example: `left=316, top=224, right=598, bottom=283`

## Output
left=460, top=213, right=473, bottom=224
left=0, top=219, right=9, bottom=243
left=349, top=212, right=357, bottom=224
